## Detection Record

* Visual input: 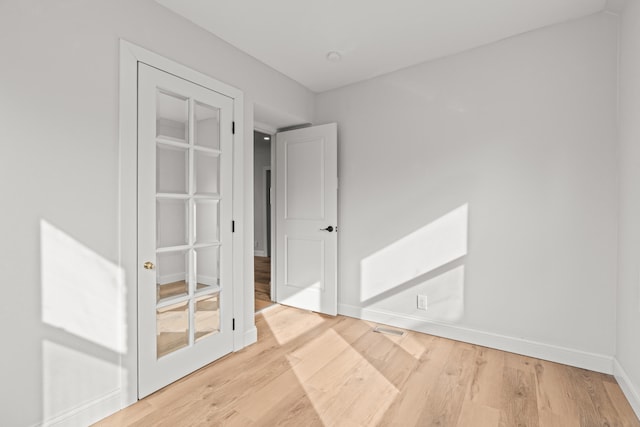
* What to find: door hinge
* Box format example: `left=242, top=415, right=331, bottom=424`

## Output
left=232, top=121, right=235, bottom=134
left=232, top=220, right=235, bottom=232
left=232, top=318, right=235, bottom=331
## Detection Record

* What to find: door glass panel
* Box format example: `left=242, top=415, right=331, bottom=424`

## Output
left=157, top=199, right=188, bottom=248
left=195, top=102, right=220, bottom=150
left=195, top=200, right=219, bottom=244
left=195, top=151, right=220, bottom=195
left=195, top=246, right=219, bottom=292
left=156, top=251, right=188, bottom=302
left=156, top=91, right=188, bottom=142
left=157, top=144, right=188, bottom=194
left=195, top=294, right=220, bottom=342
left=157, top=301, right=189, bottom=358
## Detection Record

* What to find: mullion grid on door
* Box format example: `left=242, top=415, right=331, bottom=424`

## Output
left=188, top=97, right=196, bottom=348
left=193, top=99, right=223, bottom=338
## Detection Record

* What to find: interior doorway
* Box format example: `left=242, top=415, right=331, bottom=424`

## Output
left=254, top=130, right=274, bottom=312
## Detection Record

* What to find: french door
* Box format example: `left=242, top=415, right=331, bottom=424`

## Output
left=137, top=63, right=234, bottom=398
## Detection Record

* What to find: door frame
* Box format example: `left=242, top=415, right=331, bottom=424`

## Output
left=262, top=166, right=271, bottom=258
left=269, top=131, right=277, bottom=302
left=254, top=123, right=277, bottom=303
left=263, top=165, right=276, bottom=302
left=118, top=40, right=245, bottom=406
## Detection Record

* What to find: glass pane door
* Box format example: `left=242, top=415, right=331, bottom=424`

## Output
left=138, top=63, right=234, bottom=398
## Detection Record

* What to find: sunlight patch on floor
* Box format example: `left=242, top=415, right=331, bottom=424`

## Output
left=261, top=304, right=326, bottom=345
left=379, top=329, right=428, bottom=361
left=286, top=327, right=399, bottom=426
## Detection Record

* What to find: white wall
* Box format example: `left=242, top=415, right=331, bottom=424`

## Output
left=616, top=0, right=640, bottom=416
left=0, top=1, right=314, bottom=426
left=253, top=132, right=271, bottom=256
left=316, top=13, right=618, bottom=366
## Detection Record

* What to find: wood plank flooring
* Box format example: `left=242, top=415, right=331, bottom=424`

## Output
left=255, top=256, right=273, bottom=312
left=95, top=305, right=639, bottom=427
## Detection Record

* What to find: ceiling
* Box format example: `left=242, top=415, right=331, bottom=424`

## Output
left=156, top=0, right=616, bottom=93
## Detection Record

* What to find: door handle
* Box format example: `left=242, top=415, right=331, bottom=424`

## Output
left=143, top=261, right=155, bottom=270
left=320, top=226, right=334, bottom=232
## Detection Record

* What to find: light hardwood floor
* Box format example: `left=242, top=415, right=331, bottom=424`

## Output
left=255, top=256, right=273, bottom=312
left=96, top=305, right=639, bottom=427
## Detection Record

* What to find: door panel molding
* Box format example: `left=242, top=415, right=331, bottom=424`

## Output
left=275, top=123, right=338, bottom=315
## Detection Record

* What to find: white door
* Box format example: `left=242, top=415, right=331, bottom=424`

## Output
left=275, top=123, right=338, bottom=315
left=137, top=64, right=234, bottom=398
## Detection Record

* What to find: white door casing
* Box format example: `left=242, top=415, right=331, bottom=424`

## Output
left=137, top=63, right=234, bottom=398
left=275, top=123, right=338, bottom=315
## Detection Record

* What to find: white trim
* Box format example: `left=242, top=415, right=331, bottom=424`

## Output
left=197, top=275, right=218, bottom=286
left=614, top=358, right=640, bottom=420
left=254, top=121, right=277, bottom=135
left=157, top=272, right=225, bottom=286
left=118, top=39, right=141, bottom=410
left=118, top=39, right=246, bottom=408
left=158, top=273, right=185, bottom=285
left=254, top=250, right=267, bottom=257
left=270, top=130, right=277, bottom=302
left=121, top=41, right=243, bottom=99
left=263, top=166, right=271, bottom=258
left=338, top=303, right=614, bottom=374
left=232, top=91, right=245, bottom=351
left=244, top=326, right=258, bottom=347
left=35, top=389, right=121, bottom=427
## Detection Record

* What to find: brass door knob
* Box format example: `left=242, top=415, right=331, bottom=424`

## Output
left=143, top=261, right=155, bottom=270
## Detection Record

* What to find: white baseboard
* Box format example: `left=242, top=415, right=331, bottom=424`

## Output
left=158, top=273, right=185, bottom=285
left=196, top=275, right=217, bottom=286
left=254, top=250, right=267, bottom=257
left=244, top=326, right=258, bottom=347
left=338, top=304, right=613, bottom=374
left=614, top=358, right=640, bottom=420
left=158, top=274, right=218, bottom=286
left=36, top=388, right=121, bottom=427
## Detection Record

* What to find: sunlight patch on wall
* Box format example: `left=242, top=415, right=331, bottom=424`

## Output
left=40, top=220, right=126, bottom=354
left=360, top=204, right=468, bottom=302
left=370, top=265, right=465, bottom=322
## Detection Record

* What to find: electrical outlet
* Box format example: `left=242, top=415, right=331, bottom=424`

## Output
left=417, top=294, right=427, bottom=310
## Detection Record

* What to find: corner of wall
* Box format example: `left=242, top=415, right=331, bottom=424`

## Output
left=614, top=358, right=640, bottom=420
